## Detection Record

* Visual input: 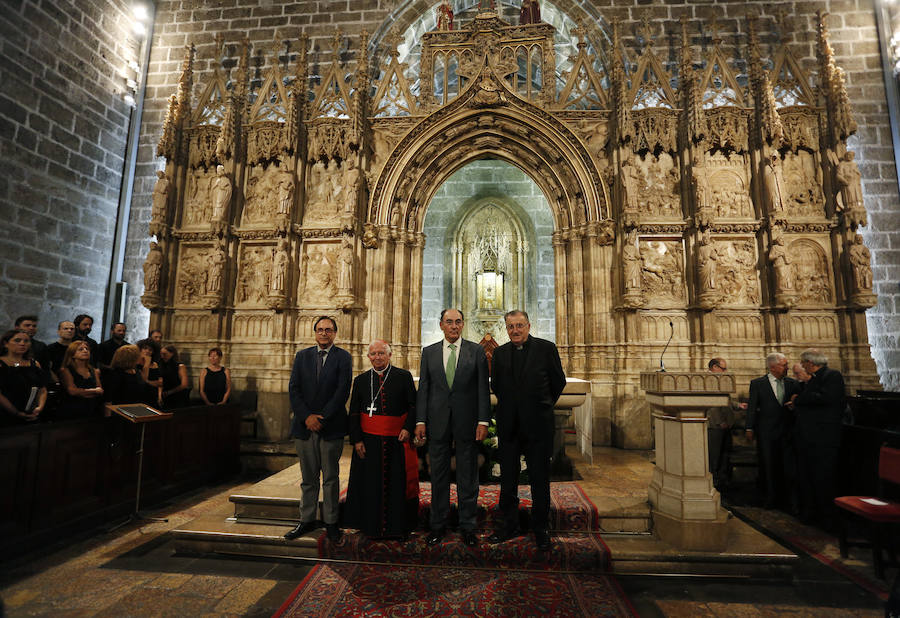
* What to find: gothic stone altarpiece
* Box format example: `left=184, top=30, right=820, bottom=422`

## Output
left=144, top=8, right=878, bottom=446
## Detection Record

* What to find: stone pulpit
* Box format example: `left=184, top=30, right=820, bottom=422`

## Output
left=641, top=371, right=734, bottom=551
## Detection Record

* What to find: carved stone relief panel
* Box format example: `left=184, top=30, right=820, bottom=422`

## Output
left=172, top=313, right=210, bottom=339
left=243, top=164, right=293, bottom=225
left=712, top=238, right=760, bottom=306
left=299, top=242, right=338, bottom=307
left=638, top=313, right=688, bottom=341
left=714, top=313, right=763, bottom=341
left=707, top=153, right=753, bottom=219
left=303, top=161, right=342, bottom=226
left=236, top=244, right=273, bottom=307
left=182, top=168, right=214, bottom=227
left=232, top=313, right=274, bottom=340
left=639, top=239, right=685, bottom=307
left=788, top=238, right=833, bottom=305
left=781, top=151, right=824, bottom=218
left=176, top=244, right=215, bottom=306
left=635, top=153, right=681, bottom=219
left=789, top=312, right=839, bottom=342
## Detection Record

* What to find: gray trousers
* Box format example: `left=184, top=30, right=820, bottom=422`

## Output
left=295, top=434, right=343, bottom=524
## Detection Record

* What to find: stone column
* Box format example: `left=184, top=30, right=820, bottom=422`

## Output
left=641, top=371, right=733, bottom=551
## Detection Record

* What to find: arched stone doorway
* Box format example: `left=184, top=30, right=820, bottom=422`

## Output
left=421, top=160, right=555, bottom=346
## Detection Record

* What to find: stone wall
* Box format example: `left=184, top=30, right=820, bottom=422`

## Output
left=0, top=0, right=137, bottom=338
left=119, top=0, right=898, bottom=389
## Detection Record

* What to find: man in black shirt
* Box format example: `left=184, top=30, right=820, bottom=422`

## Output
left=73, top=314, right=100, bottom=364
left=98, top=322, right=128, bottom=370
left=14, top=315, right=47, bottom=362
left=44, top=321, right=76, bottom=382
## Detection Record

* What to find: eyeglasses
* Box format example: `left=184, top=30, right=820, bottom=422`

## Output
left=316, top=328, right=335, bottom=334
left=442, top=319, right=463, bottom=326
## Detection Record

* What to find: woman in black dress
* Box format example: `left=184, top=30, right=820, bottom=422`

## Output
left=136, top=339, right=162, bottom=390
left=0, top=329, right=47, bottom=425
left=200, top=347, right=231, bottom=405
left=104, top=344, right=156, bottom=405
left=58, top=340, right=104, bottom=418
left=159, top=345, right=190, bottom=409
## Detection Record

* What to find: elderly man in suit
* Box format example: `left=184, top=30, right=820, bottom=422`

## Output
left=414, top=308, right=491, bottom=547
left=284, top=316, right=352, bottom=542
left=489, top=310, right=566, bottom=551
left=746, top=352, right=799, bottom=510
left=790, top=348, right=846, bottom=528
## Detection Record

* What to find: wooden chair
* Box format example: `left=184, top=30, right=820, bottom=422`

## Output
left=834, top=445, right=900, bottom=578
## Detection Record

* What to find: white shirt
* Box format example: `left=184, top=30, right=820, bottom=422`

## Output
left=766, top=372, right=784, bottom=402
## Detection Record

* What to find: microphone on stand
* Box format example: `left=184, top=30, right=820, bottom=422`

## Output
left=659, top=320, right=674, bottom=372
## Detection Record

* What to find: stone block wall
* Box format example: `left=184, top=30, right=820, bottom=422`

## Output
left=119, top=0, right=899, bottom=388
left=0, top=0, right=139, bottom=339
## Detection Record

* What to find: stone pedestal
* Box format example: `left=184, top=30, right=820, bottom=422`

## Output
left=551, top=379, right=590, bottom=479
left=641, top=371, right=734, bottom=551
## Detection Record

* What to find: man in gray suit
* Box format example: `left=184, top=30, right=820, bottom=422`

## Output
left=414, top=308, right=491, bottom=547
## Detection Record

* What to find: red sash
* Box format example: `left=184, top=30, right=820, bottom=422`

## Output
left=361, top=413, right=419, bottom=500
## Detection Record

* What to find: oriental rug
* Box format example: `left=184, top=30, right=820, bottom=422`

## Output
left=415, top=481, right=600, bottom=532
left=273, top=562, right=636, bottom=618
left=318, top=528, right=610, bottom=571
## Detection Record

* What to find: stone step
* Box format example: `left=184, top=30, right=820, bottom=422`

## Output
left=171, top=515, right=319, bottom=560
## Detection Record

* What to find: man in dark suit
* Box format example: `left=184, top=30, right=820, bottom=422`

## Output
left=790, top=348, right=846, bottom=527
left=746, top=352, right=799, bottom=509
left=284, top=316, right=352, bottom=542
left=414, top=308, right=490, bottom=547
left=489, top=310, right=566, bottom=550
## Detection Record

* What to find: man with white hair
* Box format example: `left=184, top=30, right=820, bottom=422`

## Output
left=343, top=340, right=418, bottom=539
left=746, top=352, right=800, bottom=510
left=789, top=348, right=846, bottom=528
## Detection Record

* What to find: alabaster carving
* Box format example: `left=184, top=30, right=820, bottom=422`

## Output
left=188, top=126, right=221, bottom=170
left=707, top=153, right=753, bottom=219
left=270, top=239, right=290, bottom=295
left=789, top=239, right=833, bottom=305
left=832, top=150, right=867, bottom=228
left=233, top=314, right=273, bottom=340
left=696, top=230, right=719, bottom=307
left=848, top=233, right=873, bottom=293
left=276, top=167, right=294, bottom=216
left=768, top=228, right=794, bottom=297
left=761, top=152, right=786, bottom=217
left=715, top=314, right=763, bottom=341
left=206, top=241, right=227, bottom=298
left=640, top=240, right=685, bottom=307
left=304, top=161, right=341, bottom=225
left=301, top=244, right=337, bottom=306
left=211, top=165, right=232, bottom=223
left=634, top=153, right=681, bottom=218
left=691, top=152, right=713, bottom=229
left=243, top=165, right=288, bottom=225
left=782, top=151, right=824, bottom=217
left=176, top=246, right=212, bottom=305
left=184, top=168, right=213, bottom=226
left=151, top=170, right=170, bottom=226
left=236, top=245, right=272, bottom=306
left=141, top=241, right=164, bottom=309
left=714, top=239, right=760, bottom=306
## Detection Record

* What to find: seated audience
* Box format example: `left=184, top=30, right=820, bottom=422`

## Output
left=159, top=344, right=190, bottom=409
left=58, top=340, right=104, bottom=419
left=200, top=347, right=231, bottom=405
left=73, top=314, right=100, bottom=365
left=136, top=339, right=162, bottom=389
left=0, top=329, right=47, bottom=425
left=98, top=322, right=128, bottom=370
left=104, top=344, right=157, bottom=405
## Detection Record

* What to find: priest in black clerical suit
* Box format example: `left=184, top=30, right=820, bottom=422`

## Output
left=489, top=310, right=566, bottom=551
left=343, top=340, right=418, bottom=538
left=746, top=352, right=800, bottom=509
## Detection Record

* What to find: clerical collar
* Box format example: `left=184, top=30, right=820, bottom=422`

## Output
left=373, top=364, right=391, bottom=376
left=514, top=336, right=531, bottom=351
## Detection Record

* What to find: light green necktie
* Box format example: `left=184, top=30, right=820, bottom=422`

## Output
left=775, top=379, right=784, bottom=404
left=446, top=343, right=457, bottom=388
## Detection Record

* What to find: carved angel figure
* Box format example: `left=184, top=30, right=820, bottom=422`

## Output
left=143, top=241, right=163, bottom=294
left=151, top=170, right=169, bottom=224
left=849, top=233, right=873, bottom=292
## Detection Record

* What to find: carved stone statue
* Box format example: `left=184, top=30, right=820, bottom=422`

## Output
left=342, top=157, right=360, bottom=216
left=271, top=239, right=290, bottom=295
left=151, top=170, right=169, bottom=225
left=834, top=150, right=863, bottom=211
left=338, top=237, right=354, bottom=296
left=520, top=0, right=541, bottom=24
left=622, top=230, right=642, bottom=306
left=390, top=204, right=401, bottom=227
left=142, top=241, right=163, bottom=295
left=768, top=228, right=794, bottom=296
left=436, top=1, right=453, bottom=30
left=277, top=167, right=294, bottom=216
left=762, top=152, right=785, bottom=216
left=691, top=153, right=714, bottom=228
left=620, top=156, right=640, bottom=225
left=848, top=233, right=873, bottom=292
left=698, top=230, right=718, bottom=292
left=206, top=241, right=227, bottom=295
left=211, top=164, right=232, bottom=222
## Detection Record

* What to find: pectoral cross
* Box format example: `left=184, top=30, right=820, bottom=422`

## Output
left=367, top=403, right=377, bottom=417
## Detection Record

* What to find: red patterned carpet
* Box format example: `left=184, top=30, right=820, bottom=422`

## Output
left=273, top=562, right=637, bottom=618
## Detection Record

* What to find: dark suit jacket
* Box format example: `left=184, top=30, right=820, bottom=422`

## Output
left=747, top=375, right=799, bottom=437
left=415, top=338, right=490, bottom=442
left=491, top=336, right=566, bottom=441
left=794, top=365, right=846, bottom=448
left=288, top=345, right=352, bottom=440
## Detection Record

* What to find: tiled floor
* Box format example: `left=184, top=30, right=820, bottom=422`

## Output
left=0, top=446, right=891, bottom=616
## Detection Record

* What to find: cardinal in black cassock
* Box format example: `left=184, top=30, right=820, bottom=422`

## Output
left=342, top=340, right=419, bottom=538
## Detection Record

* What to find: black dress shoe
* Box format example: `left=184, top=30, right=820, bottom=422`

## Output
left=284, top=521, right=317, bottom=540
left=425, top=529, right=445, bottom=546
left=462, top=530, right=478, bottom=547
left=487, top=528, right=519, bottom=544
left=534, top=529, right=551, bottom=551
left=325, top=524, right=343, bottom=542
